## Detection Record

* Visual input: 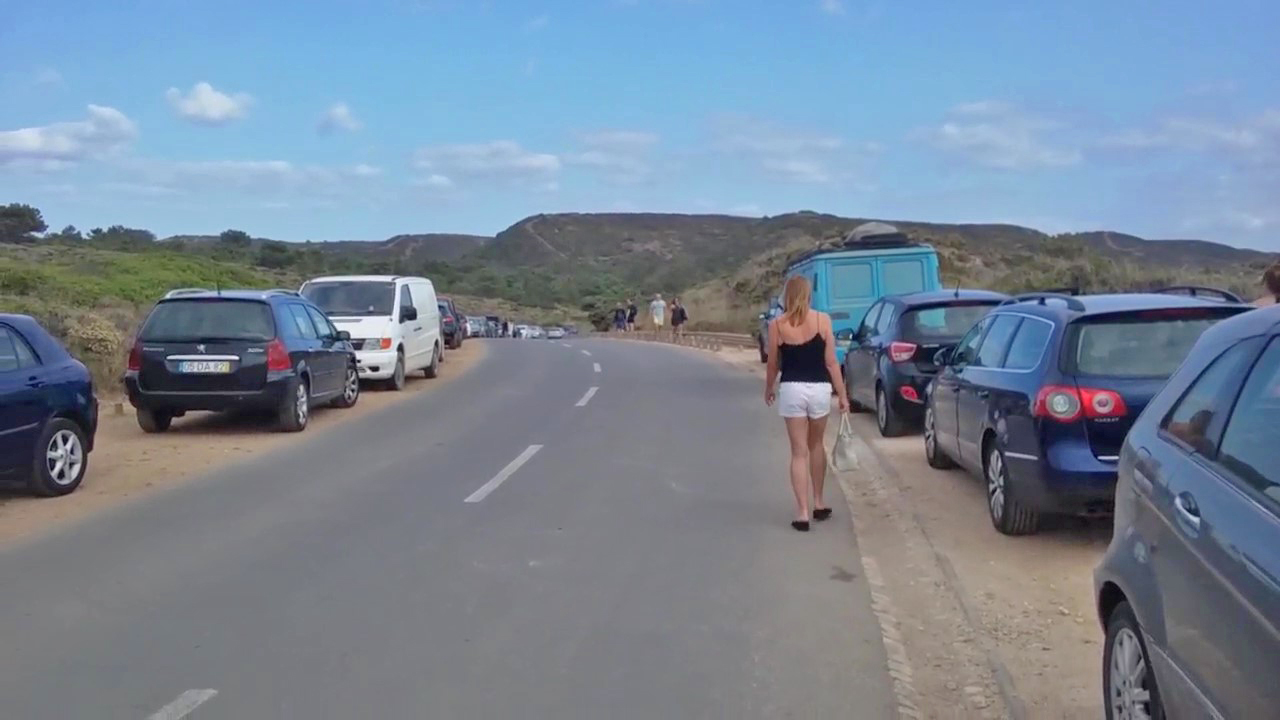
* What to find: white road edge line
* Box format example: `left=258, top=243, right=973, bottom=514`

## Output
left=580, top=349, right=592, bottom=356
left=148, top=689, right=218, bottom=720
left=465, top=445, right=543, bottom=503
left=593, top=362, right=601, bottom=373
left=561, top=342, right=572, bottom=348
left=575, top=386, right=599, bottom=407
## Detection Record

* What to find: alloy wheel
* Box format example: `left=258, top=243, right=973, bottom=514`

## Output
left=1109, top=627, right=1153, bottom=720
left=876, top=389, right=887, bottom=430
left=924, top=408, right=936, bottom=456
left=46, top=429, right=84, bottom=486
left=987, top=448, right=1005, bottom=523
left=295, top=383, right=309, bottom=425
left=343, top=368, right=359, bottom=403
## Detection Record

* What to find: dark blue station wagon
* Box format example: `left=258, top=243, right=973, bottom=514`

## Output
left=924, top=289, right=1248, bottom=535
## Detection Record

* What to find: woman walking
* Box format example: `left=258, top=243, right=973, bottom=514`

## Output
left=764, top=275, right=849, bottom=531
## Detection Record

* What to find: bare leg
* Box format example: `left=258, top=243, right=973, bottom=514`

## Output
left=784, top=417, right=811, bottom=522
left=807, top=415, right=829, bottom=512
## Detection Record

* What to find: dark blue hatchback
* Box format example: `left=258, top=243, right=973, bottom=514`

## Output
left=924, top=288, right=1249, bottom=535
left=0, top=314, right=98, bottom=496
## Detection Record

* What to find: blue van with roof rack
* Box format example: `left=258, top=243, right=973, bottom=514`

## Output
left=763, top=222, right=943, bottom=365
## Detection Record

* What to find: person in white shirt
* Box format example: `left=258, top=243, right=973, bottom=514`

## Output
left=649, top=294, right=667, bottom=331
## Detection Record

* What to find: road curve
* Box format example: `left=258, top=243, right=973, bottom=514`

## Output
left=0, top=338, right=895, bottom=720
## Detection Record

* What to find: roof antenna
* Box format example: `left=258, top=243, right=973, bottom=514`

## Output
left=954, top=280, right=960, bottom=298
left=215, top=281, right=221, bottom=296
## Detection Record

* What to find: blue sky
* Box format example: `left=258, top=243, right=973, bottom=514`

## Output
left=1, top=0, right=1277, bottom=250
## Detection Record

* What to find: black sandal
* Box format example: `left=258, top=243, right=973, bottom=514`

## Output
left=791, top=520, right=810, bottom=532
left=813, top=508, right=833, bottom=521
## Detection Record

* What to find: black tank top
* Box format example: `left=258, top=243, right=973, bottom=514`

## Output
left=778, top=332, right=829, bottom=383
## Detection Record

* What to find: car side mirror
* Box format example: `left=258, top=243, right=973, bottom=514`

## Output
left=401, top=306, right=418, bottom=323
left=336, top=330, right=351, bottom=342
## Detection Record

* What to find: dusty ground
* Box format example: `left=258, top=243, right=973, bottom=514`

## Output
left=709, top=345, right=1107, bottom=718
left=0, top=341, right=488, bottom=546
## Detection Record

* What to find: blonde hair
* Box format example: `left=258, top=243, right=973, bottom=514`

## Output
left=781, top=275, right=812, bottom=327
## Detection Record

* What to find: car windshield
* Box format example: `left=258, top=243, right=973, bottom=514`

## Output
left=901, top=303, right=998, bottom=342
left=1069, top=308, right=1242, bottom=377
left=140, top=300, right=275, bottom=342
left=301, top=281, right=395, bottom=317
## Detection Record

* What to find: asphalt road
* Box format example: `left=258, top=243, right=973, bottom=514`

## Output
left=0, top=338, right=895, bottom=720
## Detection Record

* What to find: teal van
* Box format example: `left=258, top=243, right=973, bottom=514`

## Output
left=765, top=222, right=942, bottom=365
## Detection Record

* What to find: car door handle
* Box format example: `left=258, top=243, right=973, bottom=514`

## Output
left=1174, top=492, right=1201, bottom=531
left=413, top=326, right=423, bottom=332
left=975, top=389, right=990, bottom=399
left=25, top=377, right=45, bottom=389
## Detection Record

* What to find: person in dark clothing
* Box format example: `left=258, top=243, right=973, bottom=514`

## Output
left=613, top=305, right=627, bottom=332
left=626, top=299, right=638, bottom=332
left=671, top=297, right=688, bottom=338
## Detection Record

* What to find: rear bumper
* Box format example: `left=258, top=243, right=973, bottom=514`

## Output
left=884, top=368, right=935, bottom=424
left=354, top=349, right=398, bottom=380
left=124, top=373, right=290, bottom=412
left=1004, top=443, right=1117, bottom=515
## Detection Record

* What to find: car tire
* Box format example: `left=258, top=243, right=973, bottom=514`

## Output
left=985, top=443, right=1039, bottom=535
left=876, top=386, right=906, bottom=437
left=333, top=364, right=360, bottom=408
left=923, top=405, right=956, bottom=469
left=387, top=352, right=406, bottom=391
left=136, top=408, right=172, bottom=434
left=277, top=376, right=309, bottom=432
left=1103, top=601, right=1165, bottom=720
left=424, top=344, right=440, bottom=378
left=29, top=418, right=89, bottom=497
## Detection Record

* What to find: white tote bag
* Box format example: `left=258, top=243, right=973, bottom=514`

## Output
left=829, top=413, right=860, bottom=472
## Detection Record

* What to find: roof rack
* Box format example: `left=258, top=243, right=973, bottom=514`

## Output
left=265, top=288, right=302, bottom=297
left=999, top=292, right=1087, bottom=312
left=1152, top=285, right=1243, bottom=304
left=162, top=287, right=212, bottom=299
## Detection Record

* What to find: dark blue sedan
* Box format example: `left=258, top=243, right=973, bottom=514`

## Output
left=0, top=314, right=98, bottom=496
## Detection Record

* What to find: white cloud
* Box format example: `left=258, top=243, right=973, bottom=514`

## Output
left=317, top=102, right=362, bottom=133
left=760, top=158, right=831, bottom=183
left=0, top=104, right=137, bottom=166
left=565, top=129, right=661, bottom=184
left=1100, top=110, right=1280, bottom=157
left=579, top=130, right=659, bottom=149
left=413, top=140, right=560, bottom=180
left=165, top=82, right=253, bottom=126
left=416, top=174, right=454, bottom=189
left=920, top=101, right=1081, bottom=170
left=710, top=115, right=872, bottom=185
left=525, top=14, right=549, bottom=32
left=819, top=0, right=845, bottom=15
left=350, top=163, right=381, bottom=177
left=122, top=159, right=382, bottom=198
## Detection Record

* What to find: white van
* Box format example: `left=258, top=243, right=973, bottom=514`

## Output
left=299, top=275, right=443, bottom=390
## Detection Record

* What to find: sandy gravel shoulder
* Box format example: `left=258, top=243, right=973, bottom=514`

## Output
left=0, top=341, right=488, bottom=546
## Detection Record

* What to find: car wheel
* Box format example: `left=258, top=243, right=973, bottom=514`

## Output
left=334, top=364, right=360, bottom=408
left=278, top=377, right=309, bottom=432
left=1104, top=601, right=1165, bottom=720
left=136, top=408, right=172, bottom=433
left=30, top=419, right=89, bottom=496
left=923, top=406, right=955, bottom=469
left=986, top=443, right=1039, bottom=535
left=876, top=386, right=905, bottom=437
left=424, top=344, right=440, bottom=378
left=388, top=353, right=406, bottom=391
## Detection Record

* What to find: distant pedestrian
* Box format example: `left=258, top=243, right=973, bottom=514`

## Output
left=626, top=299, right=638, bottom=332
left=613, top=305, right=627, bottom=332
left=502, top=320, right=510, bottom=338
left=1253, top=261, right=1280, bottom=307
left=671, top=297, right=688, bottom=338
left=649, top=293, right=667, bottom=333
left=764, top=275, right=849, bottom=532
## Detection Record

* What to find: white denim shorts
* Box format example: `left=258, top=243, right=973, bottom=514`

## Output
left=777, top=381, right=832, bottom=419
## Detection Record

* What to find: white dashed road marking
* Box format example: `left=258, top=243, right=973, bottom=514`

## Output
left=580, top=349, right=592, bottom=356
left=593, top=362, right=601, bottom=373
left=575, top=386, right=599, bottom=407
left=465, top=445, right=543, bottom=503
left=147, top=689, right=218, bottom=720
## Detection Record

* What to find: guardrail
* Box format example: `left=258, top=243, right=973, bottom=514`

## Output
left=592, top=330, right=756, bottom=351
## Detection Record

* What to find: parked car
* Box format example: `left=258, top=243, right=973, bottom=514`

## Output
left=124, top=290, right=361, bottom=433
left=1095, top=302, right=1280, bottom=720
left=924, top=287, right=1248, bottom=535
left=756, top=297, right=781, bottom=364
left=300, top=275, right=442, bottom=390
left=0, top=314, right=97, bottom=496
left=547, top=326, right=566, bottom=340
left=513, top=324, right=529, bottom=338
left=841, top=289, right=1007, bottom=436
left=466, top=316, right=486, bottom=338
left=773, top=222, right=943, bottom=366
left=438, top=296, right=463, bottom=349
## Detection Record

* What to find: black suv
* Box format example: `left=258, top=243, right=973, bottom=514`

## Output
left=841, top=289, right=1007, bottom=436
left=124, top=290, right=360, bottom=433
left=438, top=296, right=464, bottom=349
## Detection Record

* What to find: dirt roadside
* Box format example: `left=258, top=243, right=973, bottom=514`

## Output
left=0, top=341, right=488, bottom=546
left=709, top=345, right=1105, bottom=718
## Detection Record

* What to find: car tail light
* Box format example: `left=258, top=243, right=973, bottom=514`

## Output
left=266, top=339, right=291, bottom=371
left=889, top=341, right=918, bottom=363
left=127, top=340, right=142, bottom=372
left=444, top=316, right=454, bottom=325
left=1034, top=385, right=1127, bottom=422
left=369, top=338, right=392, bottom=350
left=899, top=385, right=920, bottom=403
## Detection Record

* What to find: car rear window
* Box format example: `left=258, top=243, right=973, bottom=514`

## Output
left=1067, top=307, right=1242, bottom=378
left=901, top=303, right=997, bottom=342
left=140, top=300, right=275, bottom=342
left=302, top=281, right=395, bottom=316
